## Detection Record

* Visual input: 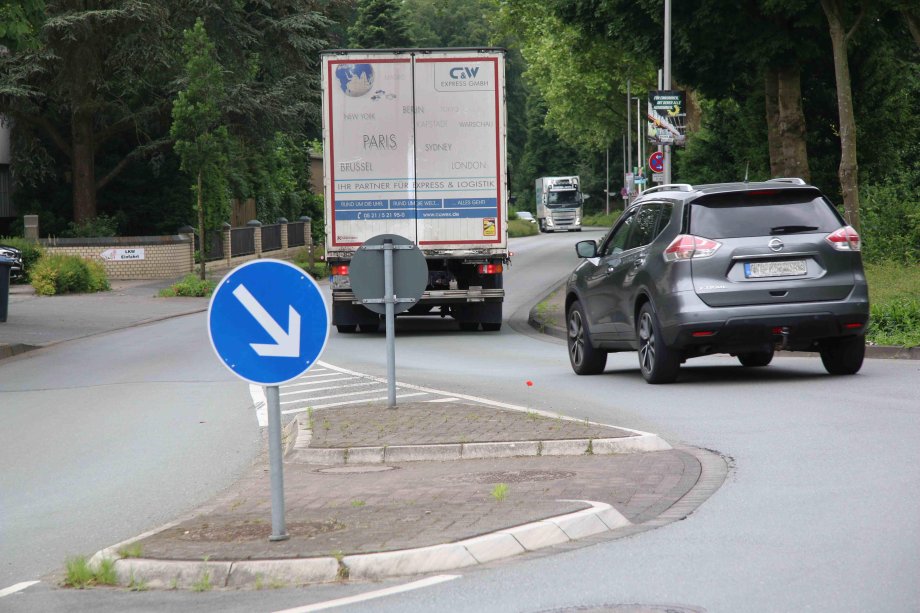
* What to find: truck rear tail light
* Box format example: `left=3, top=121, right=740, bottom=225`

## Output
left=330, top=264, right=349, bottom=276
left=825, top=226, right=861, bottom=252
left=478, top=263, right=503, bottom=274
left=663, top=235, right=722, bottom=262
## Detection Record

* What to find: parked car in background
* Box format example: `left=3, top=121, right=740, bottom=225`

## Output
left=515, top=211, right=537, bottom=224
left=565, top=179, right=869, bottom=383
left=0, top=244, right=23, bottom=279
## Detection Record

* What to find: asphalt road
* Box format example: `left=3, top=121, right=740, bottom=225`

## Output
left=0, top=314, right=263, bottom=588
left=3, top=230, right=919, bottom=612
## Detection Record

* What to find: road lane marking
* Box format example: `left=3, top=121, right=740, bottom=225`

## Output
left=272, top=574, right=460, bottom=612
left=0, top=581, right=40, bottom=598
left=284, top=377, right=354, bottom=387
left=284, top=388, right=387, bottom=403
left=280, top=382, right=378, bottom=398
left=295, top=372, right=345, bottom=380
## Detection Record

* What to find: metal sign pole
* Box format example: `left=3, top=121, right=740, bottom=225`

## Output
left=383, top=239, right=397, bottom=408
left=266, top=385, right=289, bottom=541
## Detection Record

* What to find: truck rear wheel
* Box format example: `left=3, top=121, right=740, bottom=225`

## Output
left=336, top=324, right=357, bottom=334
left=459, top=322, right=479, bottom=331
left=482, top=322, right=502, bottom=332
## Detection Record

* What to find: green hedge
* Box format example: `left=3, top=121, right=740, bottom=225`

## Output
left=867, top=296, right=920, bottom=348
left=30, top=254, right=110, bottom=296
left=158, top=274, right=215, bottom=297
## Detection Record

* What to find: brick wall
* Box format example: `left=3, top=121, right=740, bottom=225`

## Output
left=41, top=236, right=194, bottom=280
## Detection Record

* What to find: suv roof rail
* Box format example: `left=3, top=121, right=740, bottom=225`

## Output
left=766, top=177, right=807, bottom=185
left=640, top=183, right=694, bottom=195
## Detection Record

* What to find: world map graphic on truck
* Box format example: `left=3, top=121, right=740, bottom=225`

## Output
left=334, top=64, right=374, bottom=97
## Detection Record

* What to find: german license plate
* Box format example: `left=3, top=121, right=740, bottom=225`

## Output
left=744, top=260, right=807, bottom=278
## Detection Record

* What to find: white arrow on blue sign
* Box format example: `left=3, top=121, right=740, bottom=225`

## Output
left=208, top=259, right=330, bottom=385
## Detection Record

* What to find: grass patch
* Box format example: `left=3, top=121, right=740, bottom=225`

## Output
left=191, top=569, right=212, bottom=592
left=508, top=218, right=539, bottom=237
left=350, top=500, right=366, bottom=508
left=491, top=483, right=509, bottom=502
left=866, top=262, right=920, bottom=347
left=158, top=274, right=215, bottom=297
left=63, top=556, right=118, bottom=588
left=581, top=211, right=621, bottom=228
left=117, top=543, right=143, bottom=559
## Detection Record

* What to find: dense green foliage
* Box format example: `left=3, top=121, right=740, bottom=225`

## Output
left=30, top=254, right=109, bottom=295
left=507, top=218, right=539, bottom=237
left=158, top=274, right=216, bottom=298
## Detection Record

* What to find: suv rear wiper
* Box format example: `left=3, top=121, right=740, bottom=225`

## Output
left=769, top=225, right=819, bottom=234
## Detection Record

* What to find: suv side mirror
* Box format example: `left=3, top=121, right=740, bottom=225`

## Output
left=575, top=240, right=597, bottom=258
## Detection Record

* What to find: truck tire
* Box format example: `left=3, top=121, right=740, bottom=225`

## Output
left=482, top=322, right=501, bottom=331
left=459, top=322, right=479, bottom=331
left=358, top=322, right=380, bottom=333
left=336, top=324, right=357, bottom=334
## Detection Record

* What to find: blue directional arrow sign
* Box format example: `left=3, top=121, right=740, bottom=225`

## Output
left=208, top=259, right=329, bottom=385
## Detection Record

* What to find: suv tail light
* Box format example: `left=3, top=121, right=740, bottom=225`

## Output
left=825, top=226, right=861, bottom=252
left=663, top=235, right=722, bottom=262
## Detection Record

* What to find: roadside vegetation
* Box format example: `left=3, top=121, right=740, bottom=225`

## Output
left=865, top=263, right=920, bottom=348
left=158, top=274, right=215, bottom=298
left=30, top=255, right=109, bottom=296
left=63, top=556, right=118, bottom=589
left=507, top=217, right=539, bottom=238
left=293, top=246, right=328, bottom=279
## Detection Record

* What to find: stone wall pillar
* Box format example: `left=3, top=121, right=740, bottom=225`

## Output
left=24, top=215, right=39, bottom=241
left=222, top=222, right=232, bottom=267
left=177, top=225, right=196, bottom=274
left=248, top=219, right=262, bottom=258
left=278, top=217, right=289, bottom=254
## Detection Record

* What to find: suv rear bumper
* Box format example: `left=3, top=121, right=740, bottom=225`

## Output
left=658, top=289, right=869, bottom=350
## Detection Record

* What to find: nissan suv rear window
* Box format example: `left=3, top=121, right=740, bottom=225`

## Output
left=689, top=190, right=843, bottom=239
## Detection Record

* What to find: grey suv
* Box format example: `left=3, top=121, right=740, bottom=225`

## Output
left=565, top=179, right=869, bottom=383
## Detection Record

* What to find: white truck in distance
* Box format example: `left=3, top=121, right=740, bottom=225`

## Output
left=321, top=48, right=509, bottom=333
left=535, top=176, right=583, bottom=232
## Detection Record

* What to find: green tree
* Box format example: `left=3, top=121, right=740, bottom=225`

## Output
left=347, top=0, right=413, bottom=48
left=170, top=18, right=230, bottom=281
left=0, top=0, right=45, bottom=50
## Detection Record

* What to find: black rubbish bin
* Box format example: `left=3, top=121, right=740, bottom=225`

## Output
left=0, top=256, right=13, bottom=323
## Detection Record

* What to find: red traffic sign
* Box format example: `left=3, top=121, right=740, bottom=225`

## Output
left=649, top=151, right=664, bottom=174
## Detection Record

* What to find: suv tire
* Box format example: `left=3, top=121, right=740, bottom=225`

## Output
left=819, top=335, right=865, bottom=375
left=738, top=348, right=774, bottom=367
left=637, top=303, right=681, bottom=384
left=567, top=300, right=607, bottom=375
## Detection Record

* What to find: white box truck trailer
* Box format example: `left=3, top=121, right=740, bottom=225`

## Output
left=321, top=48, right=509, bottom=333
left=535, top=176, right=583, bottom=232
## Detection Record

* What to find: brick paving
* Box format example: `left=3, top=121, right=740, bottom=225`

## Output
left=129, top=402, right=701, bottom=565
left=304, top=401, right=634, bottom=448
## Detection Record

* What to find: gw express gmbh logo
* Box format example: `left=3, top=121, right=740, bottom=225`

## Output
left=437, top=64, right=491, bottom=90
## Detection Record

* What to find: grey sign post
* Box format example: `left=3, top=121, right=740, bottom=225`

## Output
left=349, top=234, right=428, bottom=408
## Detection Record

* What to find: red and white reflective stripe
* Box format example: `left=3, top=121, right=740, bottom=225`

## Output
left=477, top=263, right=503, bottom=274
left=663, top=235, right=722, bottom=262
left=825, top=226, right=861, bottom=251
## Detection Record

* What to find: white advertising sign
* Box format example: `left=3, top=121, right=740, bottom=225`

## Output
left=100, top=248, right=145, bottom=261
left=323, top=51, right=505, bottom=248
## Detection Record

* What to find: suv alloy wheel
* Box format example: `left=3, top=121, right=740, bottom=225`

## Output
left=567, top=300, right=607, bottom=375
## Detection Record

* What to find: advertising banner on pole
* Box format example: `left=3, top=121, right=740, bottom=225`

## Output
left=647, top=90, right=687, bottom=146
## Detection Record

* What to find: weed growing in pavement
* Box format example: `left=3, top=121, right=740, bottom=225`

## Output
left=270, top=578, right=288, bottom=589
left=254, top=574, right=265, bottom=590
left=62, top=556, right=118, bottom=588
left=527, top=411, right=539, bottom=421
left=491, top=483, right=509, bottom=502
left=331, top=551, right=349, bottom=580
left=351, top=500, right=366, bottom=508
left=128, top=572, right=148, bottom=592
left=169, top=577, right=179, bottom=590
left=63, top=556, right=95, bottom=588
left=192, top=570, right=212, bottom=592
left=118, top=543, right=143, bottom=558
left=307, top=407, right=315, bottom=430
left=533, top=300, right=559, bottom=332
left=322, top=418, right=331, bottom=431
left=586, top=439, right=594, bottom=455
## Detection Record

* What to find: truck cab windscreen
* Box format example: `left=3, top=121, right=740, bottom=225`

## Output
left=547, top=190, right=579, bottom=207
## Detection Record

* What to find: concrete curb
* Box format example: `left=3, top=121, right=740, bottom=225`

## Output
left=90, top=500, right=630, bottom=588
left=286, top=412, right=671, bottom=465
left=529, top=283, right=920, bottom=359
